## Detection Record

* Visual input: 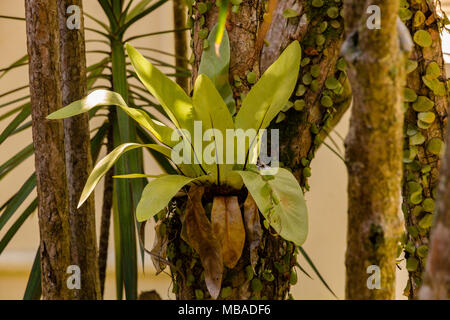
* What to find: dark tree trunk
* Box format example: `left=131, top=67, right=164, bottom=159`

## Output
left=164, top=0, right=349, bottom=300
left=343, top=0, right=411, bottom=299
left=57, top=0, right=100, bottom=300
left=25, top=0, right=71, bottom=300
left=400, top=1, right=448, bottom=299
left=98, top=122, right=114, bottom=297
left=173, top=0, right=189, bottom=92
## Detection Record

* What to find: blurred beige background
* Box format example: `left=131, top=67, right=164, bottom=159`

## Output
left=2, top=0, right=449, bottom=300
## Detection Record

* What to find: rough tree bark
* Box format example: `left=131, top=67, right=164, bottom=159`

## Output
left=25, top=0, right=71, bottom=300
left=58, top=0, right=100, bottom=300
left=173, top=0, right=189, bottom=92
left=400, top=0, right=448, bottom=299
left=343, top=0, right=412, bottom=299
left=163, top=0, right=350, bottom=300
left=419, top=113, right=450, bottom=299
left=98, top=121, right=114, bottom=297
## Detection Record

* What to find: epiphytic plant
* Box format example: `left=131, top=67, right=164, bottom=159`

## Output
left=48, top=32, right=308, bottom=298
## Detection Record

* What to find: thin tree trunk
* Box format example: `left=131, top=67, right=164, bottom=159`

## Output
left=343, top=0, right=411, bottom=299
left=400, top=1, right=448, bottom=299
left=25, top=0, right=71, bottom=300
left=419, top=118, right=450, bottom=299
left=57, top=0, right=100, bottom=300
left=98, top=122, right=115, bottom=297
left=173, top=0, right=189, bottom=92
left=166, top=0, right=349, bottom=300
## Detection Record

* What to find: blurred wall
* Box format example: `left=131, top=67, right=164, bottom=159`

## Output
left=0, top=0, right=415, bottom=300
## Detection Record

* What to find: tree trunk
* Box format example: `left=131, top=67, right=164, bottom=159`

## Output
left=98, top=121, right=114, bottom=297
left=25, top=0, right=71, bottom=300
left=343, top=0, right=411, bottom=299
left=400, top=1, right=448, bottom=299
left=164, top=0, right=349, bottom=300
left=57, top=0, right=101, bottom=300
left=173, top=0, right=189, bottom=92
left=419, top=116, right=450, bottom=299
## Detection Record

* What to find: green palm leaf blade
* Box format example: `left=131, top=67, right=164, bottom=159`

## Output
left=0, top=198, right=37, bottom=255
left=235, top=41, right=301, bottom=132
left=236, top=168, right=308, bottom=246
left=125, top=0, right=153, bottom=24
left=136, top=175, right=197, bottom=222
left=0, top=143, right=34, bottom=180
left=23, top=248, right=41, bottom=300
left=47, top=89, right=175, bottom=147
left=298, top=247, right=338, bottom=299
left=0, top=174, right=36, bottom=232
left=0, top=54, right=28, bottom=79
left=0, top=103, right=31, bottom=145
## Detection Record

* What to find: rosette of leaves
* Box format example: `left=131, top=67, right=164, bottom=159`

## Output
left=48, top=38, right=308, bottom=299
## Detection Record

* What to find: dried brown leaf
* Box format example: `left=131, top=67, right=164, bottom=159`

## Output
left=211, top=196, right=246, bottom=268
left=150, top=220, right=169, bottom=274
left=243, top=193, right=262, bottom=270
left=184, top=186, right=223, bottom=299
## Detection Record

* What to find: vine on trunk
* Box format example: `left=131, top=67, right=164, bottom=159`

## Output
left=399, top=0, right=449, bottom=298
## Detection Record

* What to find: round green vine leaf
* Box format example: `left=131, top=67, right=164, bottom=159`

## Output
left=195, top=289, right=204, bottom=300
left=406, top=257, right=419, bottom=272
left=417, top=245, right=428, bottom=258
left=320, top=95, right=333, bottom=108
left=310, top=79, right=319, bottom=92
left=417, top=120, right=432, bottom=129
left=312, top=0, right=324, bottom=8
left=302, top=73, right=313, bottom=85
left=413, top=11, right=426, bottom=27
left=408, top=181, right=422, bottom=194
left=422, top=198, right=435, bottom=213
left=413, top=30, right=432, bottom=48
left=311, top=65, right=321, bottom=78
left=296, top=84, right=306, bottom=96
left=316, top=34, right=326, bottom=46
left=404, top=88, right=417, bottom=102
left=198, top=2, right=208, bottom=14
left=412, top=96, right=434, bottom=112
left=418, top=214, right=433, bottom=229
left=410, top=191, right=423, bottom=205
left=283, top=8, right=299, bottom=19
left=399, top=8, right=413, bottom=21
left=247, top=71, right=257, bottom=84
left=425, top=61, right=441, bottom=80
left=409, top=132, right=426, bottom=146
left=330, top=20, right=341, bottom=29
left=301, top=57, right=311, bottom=67
left=418, top=112, right=435, bottom=124
left=251, top=278, right=263, bottom=292
left=327, top=7, right=339, bottom=19
left=325, top=77, right=340, bottom=90
left=427, top=137, right=444, bottom=155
